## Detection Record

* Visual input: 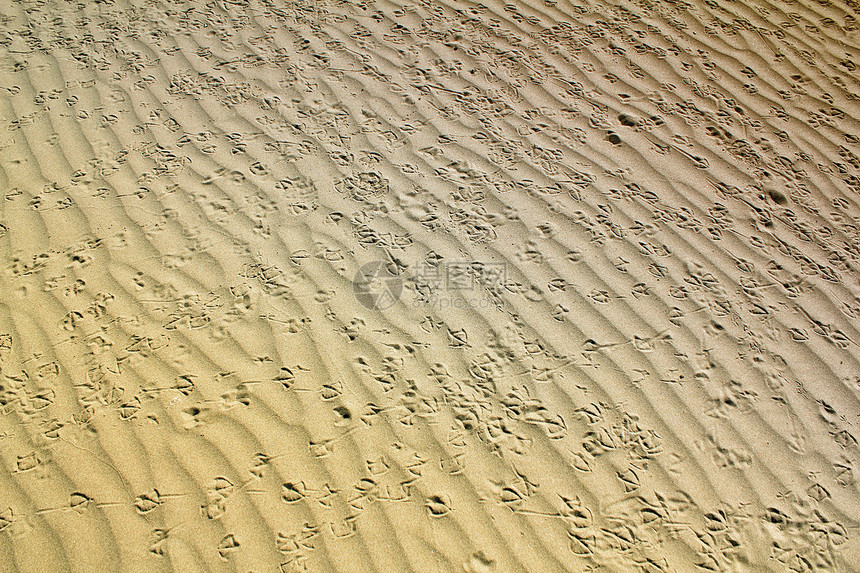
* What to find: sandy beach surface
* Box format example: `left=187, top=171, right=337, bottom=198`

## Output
left=1, top=0, right=859, bottom=571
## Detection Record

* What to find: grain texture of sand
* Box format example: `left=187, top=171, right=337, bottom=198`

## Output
left=1, top=0, right=859, bottom=571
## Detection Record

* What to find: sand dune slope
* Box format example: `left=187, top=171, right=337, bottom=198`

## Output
left=1, top=0, right=860, bottom=571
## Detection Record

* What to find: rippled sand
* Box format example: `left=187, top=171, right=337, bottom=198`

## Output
left=1, top=0, right=860, bottom=571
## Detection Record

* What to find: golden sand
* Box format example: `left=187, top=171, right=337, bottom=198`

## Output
left=1, top=0, right=859, bottom=571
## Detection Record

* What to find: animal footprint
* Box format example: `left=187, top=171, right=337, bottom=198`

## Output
left=217, top=533, right=240, bottom=560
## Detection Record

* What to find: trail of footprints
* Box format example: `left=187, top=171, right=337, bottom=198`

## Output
left=1, top=0, right=860, bottom=571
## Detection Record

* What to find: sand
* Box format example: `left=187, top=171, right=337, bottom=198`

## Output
left=1, top=0, right=859, bottom=571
